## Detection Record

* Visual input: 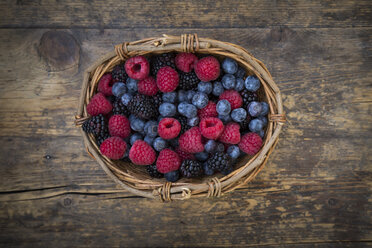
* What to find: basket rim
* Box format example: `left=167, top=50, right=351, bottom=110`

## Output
left=75, top=34, right=285, bottom=201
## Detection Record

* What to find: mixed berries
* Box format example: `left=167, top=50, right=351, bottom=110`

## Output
left=82, top=52, right=269, bottom=182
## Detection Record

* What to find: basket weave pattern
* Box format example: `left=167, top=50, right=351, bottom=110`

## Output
left=75, top=34, right=285, bottom=201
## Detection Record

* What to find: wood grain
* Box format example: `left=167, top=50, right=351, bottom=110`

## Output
left=0, top=0, right=372, bottom=245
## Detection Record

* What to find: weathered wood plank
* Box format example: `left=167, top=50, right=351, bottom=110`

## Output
left=0, top=27, right=371, bottom=246
left=0, top=0, right=372, bottom=29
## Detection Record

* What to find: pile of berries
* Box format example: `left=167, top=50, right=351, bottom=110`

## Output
left=82, top=53, right=268, bottom=182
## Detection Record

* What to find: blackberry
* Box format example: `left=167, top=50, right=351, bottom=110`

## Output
left=127, top=94, right=157, bottom=120
left=206, top=152, right=233, bottom=173
left=239, top=116, right=251, bottom=132
left=82, top=114, right=107, bottom=136
left=153, top=93, right=163, bottom=111
left=180, top=160, right=203, bottom=178
left=96, top=130, right=110, bottom=147
left=151, top=53, right=176, bottom=76
left=111, top=63, right=128, bottom=83
left=178, top=71, right=199, bottom=90
left=107, top=95, right=117, bottom=104
left=146, top=164, right=163, bottom=178
left=113, top=98, right=130, bottom=116
left=178, top=116, right=190, bottom=134
left=241, top=90, right=258, bottom=109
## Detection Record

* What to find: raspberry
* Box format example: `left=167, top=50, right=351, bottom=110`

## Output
left=199, top=117, right=224, bottom=140
left=239, top=132, right=263, bottom=155
left=138, top=76, right=158, bottom=96
left=218, top=122, right=241, bottom=144
left=108, top=115, right=131, bottom=139
left=175, top=52, right=198, bottom=72
left=179, top=127, right=204, bottom=153
left=219, top=90, right=243, bottom=110
left=125, top=55, right=150, bottom=80
left=98, top=74, right=114, bottom=96
left=151, top=53, right=176, bottom=76
left=111, top=63, right=128, bottom=83
left=87, top=93, right=113, bottom=116
left=129, top=140, right=156, bottom=165
left=156, top=149, right=181, bottom=173
left=100, top=137, right=127, bottom=160
left=156, top=66, right=179, bottom=92
left=194, top=56, right=220, bottom=82
left=180, top=160, right=203, bottom=178
left=127, top=94, right=157, bottom=120
left=158, top=118, right=181, bottom=140
left=175, top=147, right=195, bottom=161
left=198, top=101, right=218, bottom=119
left=178, top=71, right=199, bottom=90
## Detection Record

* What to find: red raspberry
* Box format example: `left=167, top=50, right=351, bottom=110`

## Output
left=156, top=149, right=181, bottom=173
left=219, top=90, right=243, bottom=110
left=108, top=115, right=131, bottom=139
left=98, top=74, right=114, bottom=96
left=100, top=137, right=127, bottom=160
left=129, top=140, right=156, bottom=165
left=179, top=127, right=204, bottom=153
left=158, top=118, right=181, bottom=140
left=198, top=101, right=218, bottom=119
left=87, top=93, right=113, bottom=116
left=125, top=55, right=150, bottom=80
left=219, top=122, right=241, bottom=144
left=199, top=117, right=224, bottom=140
left=194, top=56, right=220, bottom=82
left=239, top=132, right=263, bottom=155
left=175, top=147, right=195, bottom=161
left=138, top=76, right=158, bottom=96
left=156, top=66, right=179, bottom=92
left=175, top=52, right=198, bottom=72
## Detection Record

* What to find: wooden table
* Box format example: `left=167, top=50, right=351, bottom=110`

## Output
left=0, top=1, right=371, bottom=247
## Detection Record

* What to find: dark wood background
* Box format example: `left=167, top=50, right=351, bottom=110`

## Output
left=0, top=0, right=371, bottom=247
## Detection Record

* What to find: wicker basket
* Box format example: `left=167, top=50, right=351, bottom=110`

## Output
left=75, top=34, right=286, bottom=201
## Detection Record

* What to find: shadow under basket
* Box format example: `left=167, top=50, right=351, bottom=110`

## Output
left=75, top=34, right=286, bottom=202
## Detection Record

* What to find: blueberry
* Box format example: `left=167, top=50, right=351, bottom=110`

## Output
left=112, top=82, right=127, bottom=97
left=244, top=76, right=260, bottom=92
left=222, top=58, right=238, bottom=74
left=260, top=102, right=269, bottom=116
left=130, top=133, right=143, bottom=145
left=204, top=140, right=217, bottom=153
left=198, top=81, right=213, bottom=94
left=216, top=100, right=231, bottom=116
left=235, top=66, right=246, bottom=79
left=162, top=92, right=177, bottom=103
left=159, top=103, right=177, bottom=117
left=144, top=135, right=155, bottom=146
left=165, top=170, right=180, bottom=182
left=222, top=74, right=236, bottom=90
left=249, top=118, right=264, bottom=133
left=168, top=138, right=179, bottom=148
left=130, top=118, right=145, bottom=132
left=231, top=108, right=247, bottom=122
left=216, top=142, right=225, bottom=152
left=178, top=90, right=188, bottom=102
left=129, top=114, right=137, bottom=123
left=192, top=92, right=209, bottom=109
left=227, top=145, right=240, bottom=159
left=212, top=81, right=224, bottom=96
left=235, top=78, right=245, bottom=91
left=186, top=90, right=196, bottom=102
left=121, top=93, right=133, bottom=106
left=195, top=152, right=209, bottom=162
left=144, top=121, right=158, bottom=138
left=153, top=137, right=168, bottom=152
left=257, top=116, right=267, bottom=126
left=258, top=129, right=265, bottom=138
left=178, top=102, right=197, bottom=118
left=248, top=101, right=262, bottom=117
left=126, top=78, right=138, bottom=93
left=203, top=162, right=215, bottom=176
left=219, top=114, right=232, bottom=124
left=187, top=116, right=199, bottom=127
